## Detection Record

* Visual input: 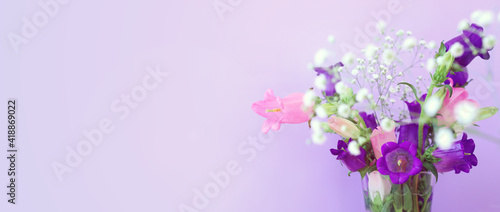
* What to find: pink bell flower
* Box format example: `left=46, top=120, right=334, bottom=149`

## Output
left=437, top=78, right=479, bottom=130
left=252, top=89, right=311, bottom=133
left=370, top=127, right=397, bottom=159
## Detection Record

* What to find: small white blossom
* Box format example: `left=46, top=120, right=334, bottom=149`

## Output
left=449, top=42, right=464, bottom=57
left=342, top=52, right=356, bottom=65
left=365, top=44, right=379, bottom=59
left=303, top=90, right=316, bottom=107
left=454, top=101, right=478, bottom=125
left=315, top=106, right=328, bottom=119
left=483, top=35, right=496, bottom=49
left=380, top=117, right=395, bottom=132
left=471, top=10, right=494, bottom=27
left=356, top=88, right=370, bottom=102
left=328, top=35, right=335, bottom=44
left=314, top=74, right=327, bottom=90
left=376, top=21, right=386, bottom=33
left=351, top=69, right=359, bottom=76
left=310, top=119, right=322, bottom=133
left=312, top=132, right=326, bottom=145
left=348, top=141, right=361, bottom=156
left=426, top=58, right=437, bottom=72
left=396, top=30, right=404, bottom=36
left=406, top=31, right=412, bottom=36
left=358, top=137, right=368, bottom=145
left=427, top=41, right=437, bottom=49
left=457, top=19, right=470, bottom=31
left=435, top=128, right=454, bottom=150
left=402, top=37, right=417, bottom=50
left=314, top=48, right=329, bottom=66
left=382, top=49, right=395, bottom=65
left=372, top=74, right=379, bottom=79
left=419, top=40, right=426, bottom=46
left=436, top=56, right=444, bottom=65
left=335, top=81, right=350, bottom=95
left=386, top=75, right=393, bottom=80
left=389, top=86, right=396, bottom=93
left=351, top=79, right=356, bottom=84
left=338, top=104, right=351, bottom=118
left=424, top=95, right=443, bottom=117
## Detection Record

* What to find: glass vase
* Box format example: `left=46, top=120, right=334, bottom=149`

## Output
left=362, top=171, right=435, bottom=212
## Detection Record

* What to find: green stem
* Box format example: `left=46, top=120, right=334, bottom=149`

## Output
left=413, top=175, right=420, bottom=212
left=417, top=83, right=435, bottom=156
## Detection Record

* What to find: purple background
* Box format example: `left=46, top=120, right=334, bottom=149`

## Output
left=1, top=0, right=500, bottom=211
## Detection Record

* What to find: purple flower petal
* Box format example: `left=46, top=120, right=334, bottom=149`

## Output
left=359, top=112, right=377, bottom=130
left=381, top=142, right=399, bottom=156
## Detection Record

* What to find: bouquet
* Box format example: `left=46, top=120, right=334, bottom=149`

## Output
left=251, top=18, right=498, bottom=212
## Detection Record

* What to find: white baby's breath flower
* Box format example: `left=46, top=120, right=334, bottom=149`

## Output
left=419, top=40, right=426, bottom=46
left=342, top=52, right=356, bottom=65
left=457, top=19, right=470, bottom=31
left=454, top=101, right=478, bottom=125
left=314, top=48, right=329, bottom=66
left=315, top=106, right=328, bottom=119
left=365, top=44, right=379, bottom=59
left=351, top=69, right=359, bottom=76
left=356, top=88, right=370, bottom=102
left=335, top=81, right=349, bottom=95
left=449, top=42, right=464, bottom=57
left=426, top=58, right=437, bottom=72
left=380, top=117, right=395, bottom=132
left=312, top=132, right=326, bottom=145
left=483, top=35, right=496, bottom=49
left=389, top=86, right=396, bottom=93
left=436, top=56, right=444, bottom=65
left=471, top=10, right=494, bottom=27
left=435, top=128, right=454, bottom=150
left=376, top=21, right=386, bottom=33
left=427, top=41, right=437, bottom=49
left=314, top=74, right=327, bottom=90
left=402, top=37, right=417, bottom=50
left=382, top=49, right=395, bottom=65
left=396, top=30, right=404, bottom=36
left=303, top=90, right=316, bottom=107
left=310, top=119, right=323, bottom=133
left=424, top=95, right=442, bottom=117
left=328, top=35, right=335, bottom=44
left=348, top=141, right=361, bottom=156
left=338, top=104, right=351, bottom=118
left=406, top=31, right=412, bottom=36
left=372, top=74, right=379, bottom=79
left=386, top=75, right=393, bottom=80
left=358, top=137, right=368, bottom=145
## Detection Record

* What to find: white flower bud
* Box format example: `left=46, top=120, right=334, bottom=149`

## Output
left=312, top=132, right=326, bottom=145
left=457, top=19, right=470, bottom=31
left=351, top=69, right=359, bottom=76
left=315, top=106, right=328, bottom=119
left=365, top=44, right=379, bottom=59
left=426, top=58, right=437, bottom=72
left=427, top=41, right=436, bottom=49
left=303, top=90, right=316, bottom=107
left=382, top=49, right=395, bottom=65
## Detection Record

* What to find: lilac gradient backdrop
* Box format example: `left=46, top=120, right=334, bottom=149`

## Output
left=1, top=0, right=500, bottom=211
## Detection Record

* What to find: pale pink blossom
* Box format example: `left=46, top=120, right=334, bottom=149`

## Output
left=370, top=127, right=396, bottom=159
left=327, top=116, right=360, bottom=139
left=252, top=89, right=311, bottom=133
left=437, top=79, right=479, bottom=130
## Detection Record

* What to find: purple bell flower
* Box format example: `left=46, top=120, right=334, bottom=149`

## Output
left=445, top=67, right=469, bottom=87
left=433, top=133, right=478, bottom=174
left=359, top=112, right=377, bottom=130
left=404, top=94, right=426, bottom=121
left=397, top=123, right=430, bottom=153
left=444, top=23, right=492, bottom=67
left=377, top=141, right=423, bottom=184
left=314, top=62, right=343, bottom=97
left=330, top=139, right=366, bottom=172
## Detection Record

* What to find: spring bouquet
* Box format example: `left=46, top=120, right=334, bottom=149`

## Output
left=251, top=19, right=498, bottom=212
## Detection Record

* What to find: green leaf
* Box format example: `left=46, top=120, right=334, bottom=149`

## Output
left=392, top=185, right=403, bottom=212
left=437, top=41, right=446, bottom=57
left=423, top=162, right=439, bottom=183
left=443, top=84, right=453, bottom=97
left=381, top=196, right=394, bottom=212
left=398, top=82, right=422, bottom=104
left=474, top=107, right=499, bottom=122
left=402, top=184, right=413, bottom=211
left=359, top=162, right=377, bottom=179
